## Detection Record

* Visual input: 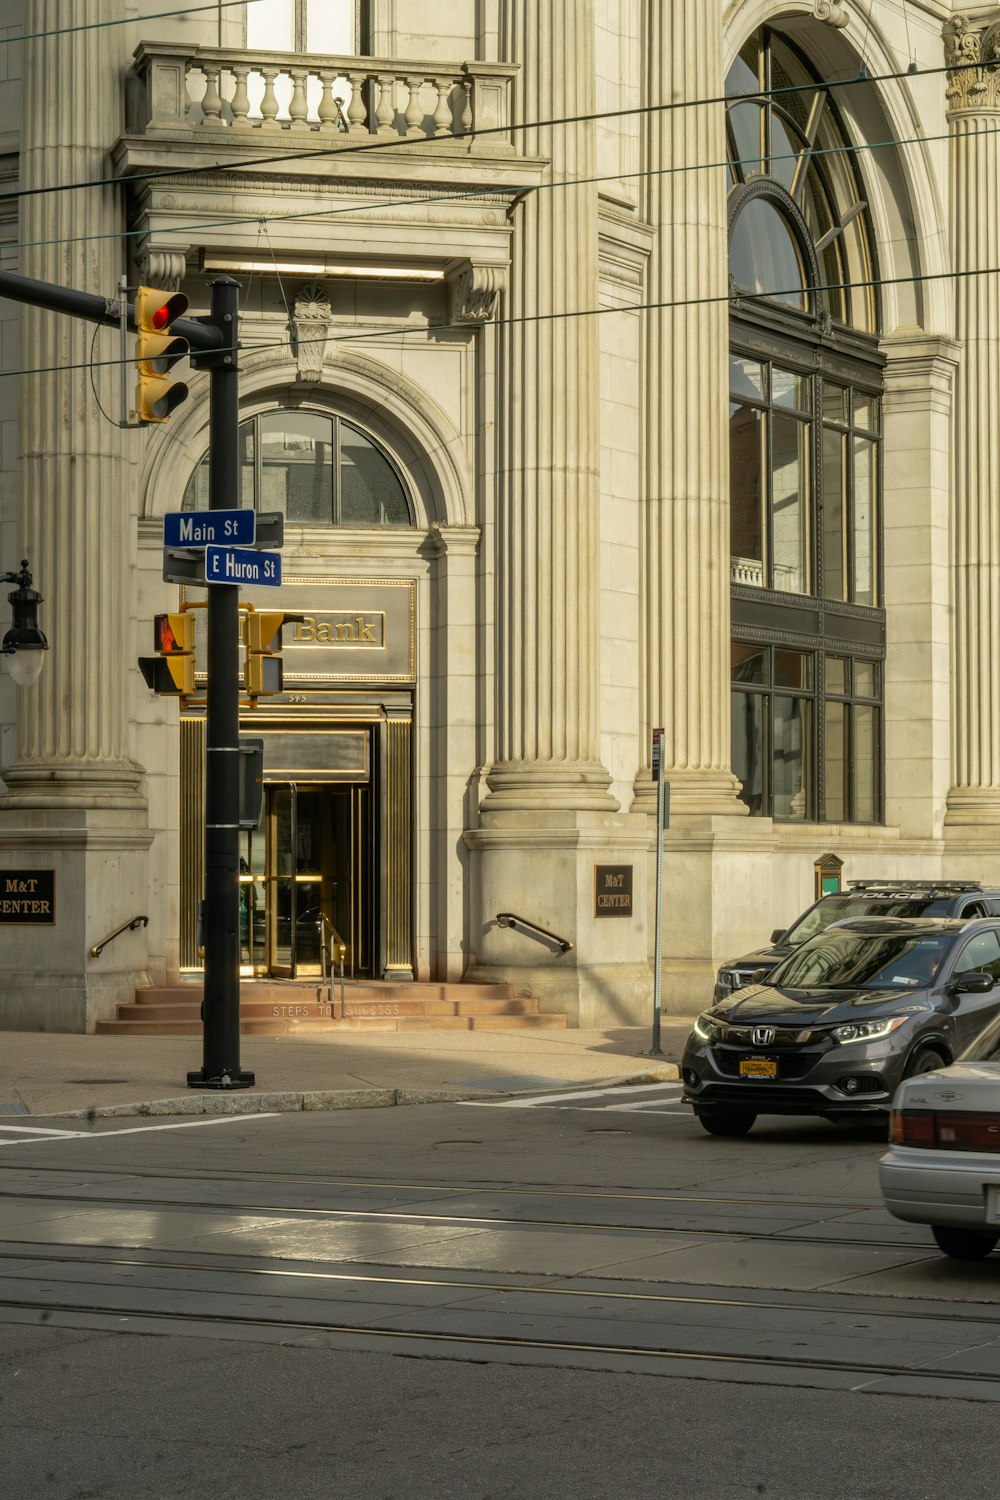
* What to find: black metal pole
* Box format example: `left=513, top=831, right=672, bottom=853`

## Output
left=187, top=277, right=253, bottom=1090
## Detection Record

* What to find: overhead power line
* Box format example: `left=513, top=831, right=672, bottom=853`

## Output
left=0, top=118, right=969, bottom=263
left=0, top=0, right=247, bottom=47
left=0, top=257, right=988, bottom=386
left=0, top=51, right=981, bottom=210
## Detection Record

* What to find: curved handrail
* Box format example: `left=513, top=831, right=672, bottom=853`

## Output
left=90, top=914, right=149, bottom=959
left=496, top=912, right=573, bottom=954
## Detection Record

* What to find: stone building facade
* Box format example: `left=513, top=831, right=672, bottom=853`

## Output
left=0, top=0, right=998, bottom=1031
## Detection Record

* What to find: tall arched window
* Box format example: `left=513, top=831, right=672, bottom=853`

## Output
left=727, top=27, right=884, bottom=825
left=183, top=410, right=414, bottom=528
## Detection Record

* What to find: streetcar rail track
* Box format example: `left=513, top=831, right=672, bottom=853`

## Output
left=0, top=1290, right=996, bottom=1391
left=0, top=1244, right=993, bottom=1325
left=0, top=1183, right=927, bottom=1251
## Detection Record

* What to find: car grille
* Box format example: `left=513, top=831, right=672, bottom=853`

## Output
left=717, top=1024, right=818, bottom=1046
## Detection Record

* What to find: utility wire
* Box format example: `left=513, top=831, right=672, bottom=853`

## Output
left=0, top=257, right=991, bottom=385
left=0, top=117, right=972, bottom=264
left=0, top=51, right=982, bottom=210
left=0, top=0, right=247, bottom=47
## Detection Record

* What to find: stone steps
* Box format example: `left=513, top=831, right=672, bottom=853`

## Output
left=95, top=979, right=567, bottom=1035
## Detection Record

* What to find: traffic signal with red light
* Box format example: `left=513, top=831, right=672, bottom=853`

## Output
left=134, top=286, right=190, bottom=424
left=139, top=610, right=195, bottom=695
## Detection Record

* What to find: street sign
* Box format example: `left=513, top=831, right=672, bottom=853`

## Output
left=204, top=546, right=282, bottom=588
left=163, top=509, right=256, bottom=549
left=651, top=726, right=664, bottom=783
left=162, top=549, right=205, bottom=586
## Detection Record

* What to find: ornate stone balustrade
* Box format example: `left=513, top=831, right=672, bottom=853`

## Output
left=130, top=43, right=516, bottom=152
left=730, top=556, right=764, bottom=587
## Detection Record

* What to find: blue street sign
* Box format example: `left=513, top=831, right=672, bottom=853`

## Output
left=163, top=509, right=256, bottom=549
left=204, top=545, right=282, bottom=588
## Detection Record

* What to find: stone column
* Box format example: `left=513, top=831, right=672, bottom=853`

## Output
left=0, top=1, right=151, bottom=1032
left=5, top=0, right=136, bottom=805
left=944, top=14, right=1000, bottom=826
left=465, top=0, right=650, bottom=1026
left=483, top=0, right=613, bottom=812
left=632, top=0, right=744, bottom=817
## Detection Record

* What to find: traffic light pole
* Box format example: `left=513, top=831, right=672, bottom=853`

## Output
left=187, top=278, right=253, bottom=1090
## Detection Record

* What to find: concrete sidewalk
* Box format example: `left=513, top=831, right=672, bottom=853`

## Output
left=0, top=1022, right=692, bottom=1119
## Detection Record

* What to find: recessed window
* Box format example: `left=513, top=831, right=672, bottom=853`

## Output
left=246, top=0, right=360, bottom=53
left=732, top=644, right=882, bottom=823
left=183, top=410, right=413, bottom=528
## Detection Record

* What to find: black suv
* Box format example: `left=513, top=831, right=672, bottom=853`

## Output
left=713, top=881, right=1000, bottom=1003
left=683, top=916, right=1000, bottom=1136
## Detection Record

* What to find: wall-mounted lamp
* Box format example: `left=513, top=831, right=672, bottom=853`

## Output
left=2, top=559, right=47, bottom=687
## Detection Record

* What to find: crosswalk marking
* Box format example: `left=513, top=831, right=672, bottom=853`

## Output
left=461, top=1082, right=686, bottom=1112
left=0, top=1114, right=279, bottom=1148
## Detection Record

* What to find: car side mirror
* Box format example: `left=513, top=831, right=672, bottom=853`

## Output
left=950, top=971, right=995, bottom=995
left=770, top=929, right=786, bottom=945
left=752, top=968, right=768, bottom=984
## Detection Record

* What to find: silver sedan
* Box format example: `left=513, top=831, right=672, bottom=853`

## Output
left=880, top=1018, right=1000, bottom=1259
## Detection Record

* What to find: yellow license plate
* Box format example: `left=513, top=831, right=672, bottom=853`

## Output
left=739, top=1058, right=778, bottom=1078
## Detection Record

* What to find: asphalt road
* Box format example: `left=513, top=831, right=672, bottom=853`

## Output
left=2, top=1086, right=1000, bottom=1500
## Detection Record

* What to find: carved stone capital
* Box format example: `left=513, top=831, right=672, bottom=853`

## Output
left=944, top=14, right=1000, bottom=114
left=290, top=281, right=332, bottom=382
left=139, top=247, right=189, bottom=290
left=445, top=259, right=507, bottom=323
left=813, top=1, right=850, bottom=29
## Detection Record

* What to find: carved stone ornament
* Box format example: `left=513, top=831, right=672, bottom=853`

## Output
left=291, top=282, right=333, bottom=382
left=813, top=1, right=850, bottom=29
left=140, top=248, right=188, bottom=291
left=446, top=260, right=508, bottom=323
left=944, top=15, right=1000, bottom=113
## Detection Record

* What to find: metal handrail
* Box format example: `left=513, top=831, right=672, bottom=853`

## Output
left=496, top=912, right=573, bottom=954
left=318, top=913, right=347, bottom=1018
left=90, top=914, right=149, bottom=959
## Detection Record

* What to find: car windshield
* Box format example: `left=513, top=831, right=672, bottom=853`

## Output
left=783, top=896, right=943, bottom=948
left=768, top=931, right=952, bottom=991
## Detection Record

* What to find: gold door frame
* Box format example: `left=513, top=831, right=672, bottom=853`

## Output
left=180, top=709, right=412, bottom=980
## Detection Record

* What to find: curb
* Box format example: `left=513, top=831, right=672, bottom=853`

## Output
left=44, top=1065, right=681, bottom=1120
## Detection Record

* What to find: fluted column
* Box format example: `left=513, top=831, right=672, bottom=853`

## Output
left=944, top=14, right=1000, bottom=824
left=485, top=0, right=614, bottom=811
left=631, top=0, right=744, bottom=818
left=2, top=0, right=139, bottom=807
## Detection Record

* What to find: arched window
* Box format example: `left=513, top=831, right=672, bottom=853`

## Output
left=727, top=27, right=884, bottom=825
left=183, top=410, right=414, bottom=528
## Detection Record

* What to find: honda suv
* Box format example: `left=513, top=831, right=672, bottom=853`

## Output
left=683, top=916, right=1000, bottom=1137
left=714, top=881, right=1000, bottom=1003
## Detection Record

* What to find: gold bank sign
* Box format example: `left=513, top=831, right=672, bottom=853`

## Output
left=0, top=870, right=56, bottom=924
left=293, top=613, right=384, bottom=647
left=275, top=582, right=416, bottom=684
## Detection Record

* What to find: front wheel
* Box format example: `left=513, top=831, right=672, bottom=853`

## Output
left=903, top=1046, right=946, bottom=1080
left=695, top=1108, right=756, bottom=1138
left=931, top=1225, right=999, bottom=1261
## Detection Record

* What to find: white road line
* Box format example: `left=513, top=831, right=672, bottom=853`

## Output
left=0, top=1125, right=91, bottom=1137
left=0, top=1113, right=279, bottom=1147
left=461, top=1082, right=683, bottom=1109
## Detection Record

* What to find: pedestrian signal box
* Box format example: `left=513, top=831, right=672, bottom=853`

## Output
left=243, top=610, right=301, bottom=698
left=139, top=610, right=195, bottom=695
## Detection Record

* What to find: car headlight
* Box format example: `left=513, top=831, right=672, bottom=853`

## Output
left=692, top=1014, right=720, bottom=1043
left=831, top=1016, right=909, bottom=1045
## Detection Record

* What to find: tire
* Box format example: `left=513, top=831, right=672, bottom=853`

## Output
left=931, top=1225, right=999, bottom=1261
left=903, top=1046, right=946, bottom=1081
left=695, top=1108, right=756, bottom=1138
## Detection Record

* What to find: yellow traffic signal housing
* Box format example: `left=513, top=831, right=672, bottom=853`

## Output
left=138, top=610, right=195, bottom=695
left=243, top=610, right=300, bottom=697
left=134, top=286, right=190, bottom=424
